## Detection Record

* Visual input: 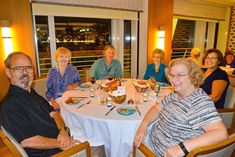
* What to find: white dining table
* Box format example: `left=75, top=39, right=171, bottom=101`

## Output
left=60, top=79, right=172, bottom=157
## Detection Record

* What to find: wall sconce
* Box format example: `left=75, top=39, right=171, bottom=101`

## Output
left=156, top=26, right=165, bottom=50
left=1, top=20, right=13, bottom=58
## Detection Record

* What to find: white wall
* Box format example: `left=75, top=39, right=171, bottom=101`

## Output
left=217, top=7, right=231, bottom=53
left=138, top=0, right=148, bottom=77
left=33, top=0, right=143, bottom=11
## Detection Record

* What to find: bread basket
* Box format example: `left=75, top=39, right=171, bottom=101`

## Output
left=109, top=91, right=126, bottom=104
left=100, top=80, right=119, bottom=92
left=133, top=80, right=149, bottom=92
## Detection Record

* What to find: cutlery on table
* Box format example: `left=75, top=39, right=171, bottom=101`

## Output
left=105, top=106, right=116, bottom=116
left=69, top=96, right=88, bottom=98
left=76, top=100, right=91, bottom=109
left=135, top=106, right=141, bottom=116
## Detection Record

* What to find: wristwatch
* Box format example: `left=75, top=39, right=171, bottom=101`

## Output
left=179, top=142, right=189, bottom=156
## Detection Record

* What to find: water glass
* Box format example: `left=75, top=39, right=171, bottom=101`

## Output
left=98, top=89, right=106, bottom=105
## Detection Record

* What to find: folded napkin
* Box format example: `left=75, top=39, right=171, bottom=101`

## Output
left=70, top=127, right=104, bottom=146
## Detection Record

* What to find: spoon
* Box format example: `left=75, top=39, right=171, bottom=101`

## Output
left=127, top=98, right=134, bottom=105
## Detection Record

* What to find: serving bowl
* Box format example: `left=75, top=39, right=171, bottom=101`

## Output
left=110, top=94, right=127, bottom=104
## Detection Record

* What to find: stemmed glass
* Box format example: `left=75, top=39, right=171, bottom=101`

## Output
left=154, top=83, right=160, bottom=96
left=90, top=77, right=96, bottom=85
left=89, top=77, right=96, bottom=98
left=108, top=74, right=114, bottom=81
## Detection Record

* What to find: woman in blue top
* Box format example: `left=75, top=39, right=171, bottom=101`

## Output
left=201, top=49, right=230, bottom=108
left=89, top=45, right=122, bottom=80
left=46, top=47, right=81, bottom=110
left=144, top=48, right=168, bottom=83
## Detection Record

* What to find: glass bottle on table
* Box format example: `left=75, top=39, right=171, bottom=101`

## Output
left=149, top=77, right=157, bottom=90
left=154, top=83, right=161, bottom=96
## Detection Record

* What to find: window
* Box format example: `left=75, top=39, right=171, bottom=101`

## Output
left=35, top=16, right=51, bottom=76
left=35, top=16, right=111, bottom=80
left=33, top=5, right=138, bottom=80
left=124, top=20, right=131, bottom=78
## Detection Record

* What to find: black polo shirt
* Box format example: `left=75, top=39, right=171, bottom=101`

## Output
left=0, top=85, right=61, bottom=156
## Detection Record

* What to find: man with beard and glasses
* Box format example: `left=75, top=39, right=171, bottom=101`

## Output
left=0, top=52, right=79, bottom=156
left=0, top=52, right=106, bottom=157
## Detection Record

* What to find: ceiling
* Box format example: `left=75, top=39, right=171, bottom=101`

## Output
left=191, top=0, right=235, bottom=6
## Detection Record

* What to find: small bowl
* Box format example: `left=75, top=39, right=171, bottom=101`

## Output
left=109, top=94, right=127, bottom=104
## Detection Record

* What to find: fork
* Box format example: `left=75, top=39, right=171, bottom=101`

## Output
left=76, top=100, right=91, bottom=109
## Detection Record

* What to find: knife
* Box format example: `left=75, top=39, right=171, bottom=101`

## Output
left=69, top=96, right=88, bottom=98
left=135, top=106, right=141, bottom=116
left=76, top=100, right=91, bottom=109
left=105, top=106, right=116, bottom=116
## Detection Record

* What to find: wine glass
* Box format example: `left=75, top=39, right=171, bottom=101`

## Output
left=154, top=83, right=160, bottom=96
left=90, top=77, right=96, bottom=84
left=108, top=74, right=114, bottom=81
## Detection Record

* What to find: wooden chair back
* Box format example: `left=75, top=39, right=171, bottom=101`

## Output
left=0, top=126, right=92, bottom=157
left=217, top=85, right=235, bottom=129
left=132, top=143, right=157, bottom=157
left=187, top=133, right=235, bottom=157
left=51, top=141, right=92, bottom=157
left=0, top=128, right=24, bottom=157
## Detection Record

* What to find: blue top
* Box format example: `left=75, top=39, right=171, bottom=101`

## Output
left=144, top=63, right=168, bottom=83
left=46, top=64, right=81, bottom=100
left=89, top=57, right=122, bottom=80
left=201, top=68, right=229, bottom=108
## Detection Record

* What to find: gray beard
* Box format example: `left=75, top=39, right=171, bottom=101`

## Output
left=17, top=74, right=32, bottom=90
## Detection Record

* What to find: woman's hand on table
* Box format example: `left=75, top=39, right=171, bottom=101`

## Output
left=164, top=145, right=184, bottom=157
left=134, top=122, right=148, bottom=147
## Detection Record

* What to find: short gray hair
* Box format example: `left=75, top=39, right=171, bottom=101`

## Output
left=4, top=52, right=32, bottom=68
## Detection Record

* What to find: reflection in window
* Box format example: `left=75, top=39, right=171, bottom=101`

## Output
left=124, top=20, right=131, bottom=78
left=35, top=16, right=111, bottom=79
left=35, top=16, right=51, bottom=76
left=54, top=17, right=111, bottom=80
left=172, top=19, right=195, bottom=59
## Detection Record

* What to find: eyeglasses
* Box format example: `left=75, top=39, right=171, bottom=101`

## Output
left=205, top=57, right=218, bottom=60
left=168, top=73, right=188, bottom=80
left=9, top=66, right=33, bottom=73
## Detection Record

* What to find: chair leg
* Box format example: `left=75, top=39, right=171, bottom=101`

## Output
left=133, top=145, right=136, bottom=157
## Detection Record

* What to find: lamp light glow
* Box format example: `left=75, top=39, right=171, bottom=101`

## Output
left=156, top=26, right=165, bottom=50
left=1, top=20, right=13, bottom=58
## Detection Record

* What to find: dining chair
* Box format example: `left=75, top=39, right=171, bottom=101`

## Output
left=0, top=126, right=91, bottom=157
left=31, top=77, right=47, bottom=99
left=217, top=85, right=235, bottom=130
left=187, top=133, right=235, bottom=157
left=132, top=143, right=157, bottom=157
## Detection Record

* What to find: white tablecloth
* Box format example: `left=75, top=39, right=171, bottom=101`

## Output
left=60, top=80, right=172, bottom=157
left=220, top=66, right=235, bottom=75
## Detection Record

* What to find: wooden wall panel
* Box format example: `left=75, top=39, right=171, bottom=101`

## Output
left=148, top=0, right=173, bottom=64
left=0, top=0, right=35, bottom=101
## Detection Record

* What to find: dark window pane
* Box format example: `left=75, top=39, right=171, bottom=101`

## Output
left=124, top=20, right=131, bottom=78
left=35, top=16, right=51, bottom=76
